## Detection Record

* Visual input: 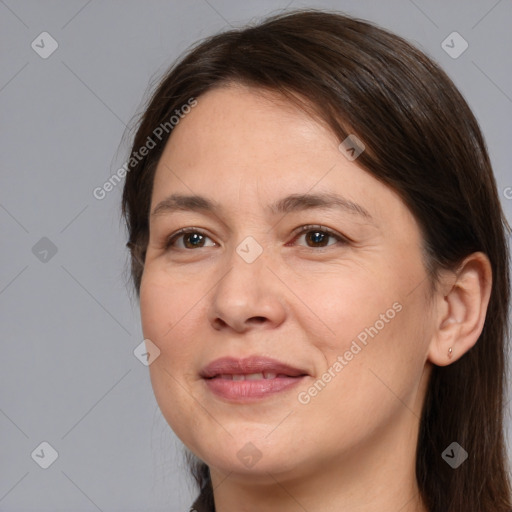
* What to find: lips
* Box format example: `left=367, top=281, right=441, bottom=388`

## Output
left=216, top=372, right=286, bottom=380
left=200, top=356, right=308, bottom=379
left=200, top=356, right=309, bottom=402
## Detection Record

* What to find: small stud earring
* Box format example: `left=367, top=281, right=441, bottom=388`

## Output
left=448, top=347, right=453, bottom=358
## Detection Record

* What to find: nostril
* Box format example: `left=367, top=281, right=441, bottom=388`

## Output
left=249, top=316, right=267, bottom=324
left=213, top=318, right=228, bottom=329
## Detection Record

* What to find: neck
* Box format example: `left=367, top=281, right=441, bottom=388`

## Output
left=209, top=409, right=428, bottom=512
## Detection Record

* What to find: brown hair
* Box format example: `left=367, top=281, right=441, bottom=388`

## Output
left=121, top=9, right=512, bottom=511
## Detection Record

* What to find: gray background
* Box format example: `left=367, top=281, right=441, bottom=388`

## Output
left=1, top=1, right=511, bottom=511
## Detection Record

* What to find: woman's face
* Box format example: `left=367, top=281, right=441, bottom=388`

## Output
left=140, top=84, right=435, bottom=480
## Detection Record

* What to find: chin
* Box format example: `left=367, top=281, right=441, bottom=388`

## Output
left=199, top=438, right=304, bottom=477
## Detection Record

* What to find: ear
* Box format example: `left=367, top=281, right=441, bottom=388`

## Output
left=427, top=252, right=492, bottom=366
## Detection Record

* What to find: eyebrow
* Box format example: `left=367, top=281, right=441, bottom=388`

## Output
left=151, top=192, right=374, bottom=222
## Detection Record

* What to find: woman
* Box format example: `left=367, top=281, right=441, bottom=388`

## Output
left=121, top=9, right=512, bottom=512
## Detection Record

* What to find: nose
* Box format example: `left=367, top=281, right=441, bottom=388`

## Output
left=207, top=243, right=287, bottom=333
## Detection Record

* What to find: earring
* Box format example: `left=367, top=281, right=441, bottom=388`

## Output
left=448, top=347, right=453, bottom=358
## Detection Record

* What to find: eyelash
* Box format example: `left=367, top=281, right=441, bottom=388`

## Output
left=164, top=224, right=349, bottom=251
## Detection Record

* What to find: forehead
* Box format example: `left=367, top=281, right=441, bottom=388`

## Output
left=153, top=85, right=342, bottom=190
left=149, top=84, right=413, bottom=231
left=171, top=85, right=332, bottom=153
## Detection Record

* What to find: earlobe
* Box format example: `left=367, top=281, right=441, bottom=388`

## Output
left=427, top=252, right=492, bottom=367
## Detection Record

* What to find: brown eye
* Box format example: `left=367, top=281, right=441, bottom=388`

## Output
left=165, top=229, right=216, bottom=250
left=291, top=225, right=348, bottom=248
left=304, top=230, right=331, bottom=247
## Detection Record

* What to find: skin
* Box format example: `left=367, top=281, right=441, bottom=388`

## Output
left=139, top=83, right=492, bottom=512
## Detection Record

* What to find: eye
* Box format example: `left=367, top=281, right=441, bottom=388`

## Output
left=288, top=224, right=349, bottom=248
left=164, top=225, right=349, bottom=251
left=164, top=228, right=216, bottom=250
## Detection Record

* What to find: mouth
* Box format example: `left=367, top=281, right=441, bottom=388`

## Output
left=200, top=356, right=309, bottom=402
left=212, top=372, right=300, bottom=381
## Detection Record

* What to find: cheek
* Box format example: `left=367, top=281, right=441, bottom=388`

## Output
left=140, top=266, right=200, bottom=343
left=140, top=270, right=206, bottom=441
left=304, top=270, right=399, bottom=354
left=139, top=269, right=202, bottom=395
left=139, top=280, right=164, bottom=341
left=303, top=298, right=429, bottom=424
left=295, top=268, right=430, bottom=416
